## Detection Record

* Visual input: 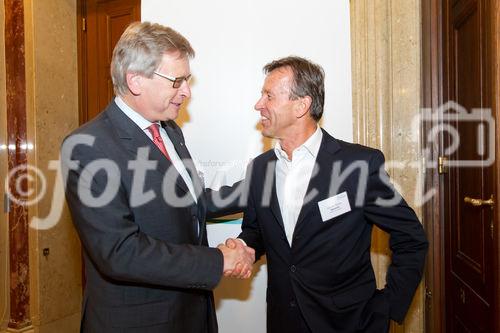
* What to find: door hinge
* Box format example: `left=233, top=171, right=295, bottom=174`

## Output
left=425, top=288, right=432, bottom=309
left=82, top=17, right=87, bottom=32
left=438, top=156, right=448, bottom=174
left=425, top=288, right=432, bottom=299
left=3, top=193, right=10, bottom=213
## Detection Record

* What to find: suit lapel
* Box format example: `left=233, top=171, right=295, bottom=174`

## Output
left=270, top=173, right=286, bottom=234
left=163, top=122, right=204, bottom=197
left=105, top=102, right=190, bottom=196
left=293, top=131, right=342, bottom=236
left=163, top=121, right=206, bottom=244
left=259, top=155, right=286, bottom=234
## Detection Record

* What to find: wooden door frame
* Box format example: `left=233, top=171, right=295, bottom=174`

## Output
left=76, top=0, right=86, bottom=290
left=492, top=1, right=500, bottom=332
left=77, top=0, right=87, bottom=126
left=421, top=1, right=445, bottom=332
left=421, top=0, right=500, bottom=332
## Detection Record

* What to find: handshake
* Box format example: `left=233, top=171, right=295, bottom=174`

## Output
left=218, top=238, right=255, bottom=279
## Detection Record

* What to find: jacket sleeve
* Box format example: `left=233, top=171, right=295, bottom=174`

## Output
left=236, top=162, right=266, bottom=260
left=363, top=149, right=428, bottom=323
left=205, top=180, right=247, bottom=218
left=62, top=137, right=223, bottom=290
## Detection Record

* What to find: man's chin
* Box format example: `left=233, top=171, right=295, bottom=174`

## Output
left=256, top=123, right=275, bottom=138
left=163, top=109, right=179, bottom=122
left=261, top=130, right=274, bottom=138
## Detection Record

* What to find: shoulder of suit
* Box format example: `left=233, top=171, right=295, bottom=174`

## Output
left=251, top=149, right=276, bottom=165
left=62, top=102, right=116, bottom=145
left=336, top=139, right=382, bottom=156
left=323, top=130, right=384, bottom=160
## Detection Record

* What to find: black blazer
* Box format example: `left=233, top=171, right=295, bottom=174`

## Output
left=239, top=129, right=428, bottom=333
left=62, top=101, right=241, bottom=332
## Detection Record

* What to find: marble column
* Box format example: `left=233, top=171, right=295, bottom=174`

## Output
left=0, top=0, right=9, bottom=331
left=4, top=0, right=32, bottom=330
left=350, top=1, right=425, bottom=333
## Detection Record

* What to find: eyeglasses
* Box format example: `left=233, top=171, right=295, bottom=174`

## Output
left=153, top=71, right=192, bottom=88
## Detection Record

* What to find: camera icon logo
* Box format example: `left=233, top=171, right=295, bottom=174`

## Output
left=422, top=101, right=495, bottom=168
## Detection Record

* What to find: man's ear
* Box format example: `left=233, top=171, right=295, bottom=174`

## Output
left=295, top=96, right=312, bottom=118
left=126, top=72, right=142, bottom=96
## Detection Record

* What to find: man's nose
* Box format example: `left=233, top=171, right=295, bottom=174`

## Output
left=254, top=97, right=265, bottom=111
left=179, top=80, right=191, bottom=98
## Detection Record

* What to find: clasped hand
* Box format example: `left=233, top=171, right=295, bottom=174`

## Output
left=218, top=238, right=255, bottom=279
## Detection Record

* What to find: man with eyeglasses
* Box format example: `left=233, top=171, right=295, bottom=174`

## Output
left=62, top=21, right=253, bottom=332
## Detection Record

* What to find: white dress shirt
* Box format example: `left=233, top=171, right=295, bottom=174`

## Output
left=115, top=96, right=197, bottom=203
left=275, top=126, right=323, bottom=245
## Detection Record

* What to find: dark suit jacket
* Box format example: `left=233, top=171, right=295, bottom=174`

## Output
left=62, top=101, right=241, bottom=332
left=239, top=129, right=428, bottom=333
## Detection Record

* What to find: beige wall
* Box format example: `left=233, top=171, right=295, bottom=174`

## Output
left=24, top=0, right=81, bottom=331
left=0, top=0, right=9, bottom=330
left=350, top=0, right=424, bottom=333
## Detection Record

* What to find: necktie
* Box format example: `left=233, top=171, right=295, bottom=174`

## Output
left=147, top=123, right=171, bottom=160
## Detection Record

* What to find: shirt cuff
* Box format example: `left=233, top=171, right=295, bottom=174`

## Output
left=236, top=238, right=247, bottom=246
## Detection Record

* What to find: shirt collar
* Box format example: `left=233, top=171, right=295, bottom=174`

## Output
left=115, top=96, right=160, bottom=130
left=274, top=126, right=323, bottom=161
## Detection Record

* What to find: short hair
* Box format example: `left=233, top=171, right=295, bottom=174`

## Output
left=111, top=21, right=195, bottom=96
left=263, top=56, right=325, bottom=122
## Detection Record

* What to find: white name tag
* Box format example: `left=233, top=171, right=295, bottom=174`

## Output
left=318, top=191, right=351, bottom=222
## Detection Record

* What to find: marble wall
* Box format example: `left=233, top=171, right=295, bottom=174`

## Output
left=24, top=0, right=81, bottom=331
left=350, top=0, right=424, bottom=333
left=0, top=0, right=10, bottom=331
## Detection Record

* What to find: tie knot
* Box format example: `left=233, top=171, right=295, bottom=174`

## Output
left=148, top=123, right=161, bottom=139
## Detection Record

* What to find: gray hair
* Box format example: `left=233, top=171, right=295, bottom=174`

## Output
left=111, top=21, right=195, bottom=96
left=263, top=56, right=325, bottom=122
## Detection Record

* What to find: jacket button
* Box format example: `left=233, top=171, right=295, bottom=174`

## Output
left=290, top=265, right=296, bottom=273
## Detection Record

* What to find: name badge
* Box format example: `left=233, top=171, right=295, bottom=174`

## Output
left=317, top=191, right=351, bottom=222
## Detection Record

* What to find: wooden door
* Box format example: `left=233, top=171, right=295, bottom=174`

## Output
left=442, top=0, right=498, bottom=332
left=79, top=0, right=141, bottom=123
